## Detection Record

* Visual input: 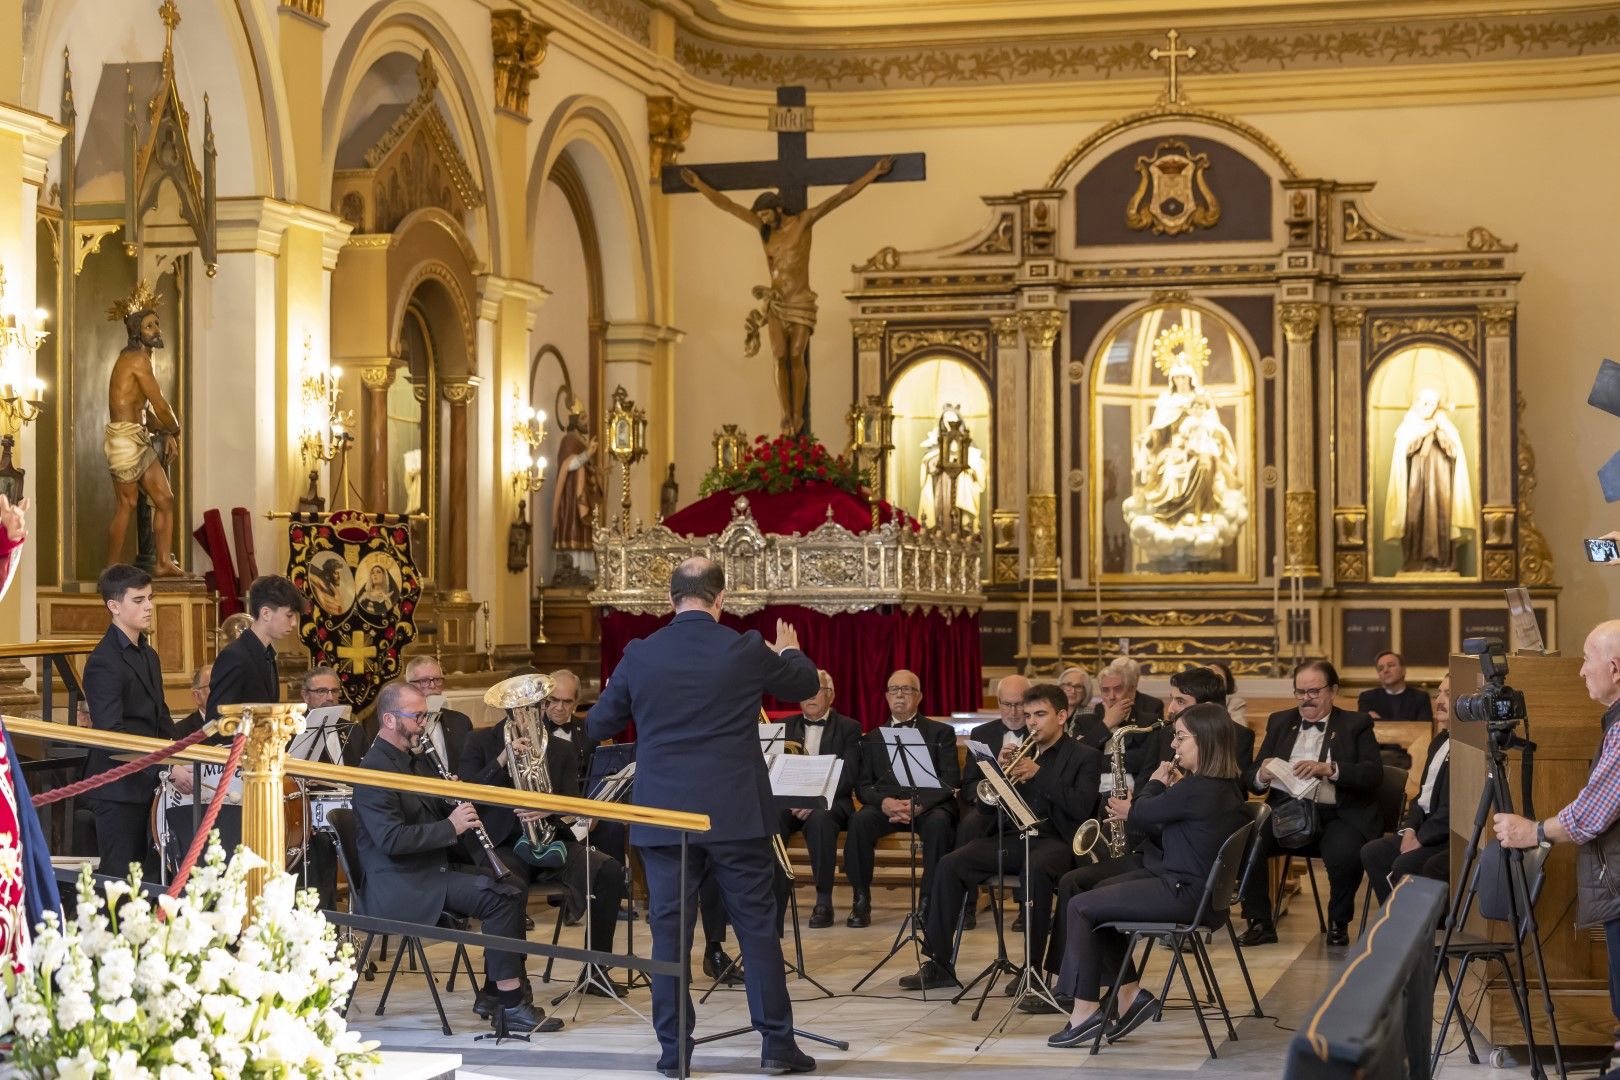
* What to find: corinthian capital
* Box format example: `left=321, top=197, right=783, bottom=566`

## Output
left=491, top=9, right=549, bottom=117
left=1021, top=309, right=1064, bottom=349
left=648, top=96, right=694, bottom=175
left=1281, top=303, right=1320, bottom=344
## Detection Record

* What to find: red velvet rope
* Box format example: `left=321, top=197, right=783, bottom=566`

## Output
left=31, top=724, right=219, bottom=807
left=165, top=730, right=249, bottom=899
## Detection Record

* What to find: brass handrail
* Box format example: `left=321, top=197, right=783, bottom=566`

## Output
left=4, top=715, right=707, bottom=834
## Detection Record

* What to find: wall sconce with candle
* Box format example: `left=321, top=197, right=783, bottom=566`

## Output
left=0, top=266, right=49, bottom=499
left=297, top=335, right=353, bottom=507
left=507, top=390, right=548, bottom=573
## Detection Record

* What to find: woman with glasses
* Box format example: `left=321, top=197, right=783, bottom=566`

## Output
left=1237, top=659, right=1383, bottom=948
left=1047, top=703, right=1246, bottom=1047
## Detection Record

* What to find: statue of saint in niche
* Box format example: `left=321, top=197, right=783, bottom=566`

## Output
left=551, top=398, right=601, bottom=551
left=1383, top=388, right=1476, bottom=572
left=917, top=405, right=985, bottom=531
left=1120, top=325, right=1247, bottom=561
left=104, top=281, right=185, bottom=577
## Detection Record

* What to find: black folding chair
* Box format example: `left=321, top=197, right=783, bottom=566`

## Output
left=1357, top=764, right=1411, bottom=936
left=1091, top=821, right=1256, bottom=1060
left=1225, top=801, right=1272, bottom=1018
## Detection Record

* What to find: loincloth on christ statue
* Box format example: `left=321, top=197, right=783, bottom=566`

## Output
left=743, top=285, right=818, bottom=357
left=104, top=421, right=158, bottom=484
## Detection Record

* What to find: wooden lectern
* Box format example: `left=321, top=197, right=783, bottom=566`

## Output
left=1448, top=651, right=1614, bottom=1047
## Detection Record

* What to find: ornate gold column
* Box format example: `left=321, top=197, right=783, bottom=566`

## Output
left=1022, top=309, right=1063, bottom=578
left=441, top=377, right=479, bottom=594
left=356, top=361, right=395, bottom=512
left=850, top=318, right=887, bottom=489
left=218, top=702, right=307, bottom=907
left=1281, top=303, right=1321, bottom=575
left=1482, top=306, right=1517, bottom=582
left=1331, top=306, right=1367, bottom=582
left=991, top=314, right=1025, bottom=584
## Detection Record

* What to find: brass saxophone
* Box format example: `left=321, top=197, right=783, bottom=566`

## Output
left=485, top=672, right=560, bottom=859
left=1073, top=720, right=1163, bottom=860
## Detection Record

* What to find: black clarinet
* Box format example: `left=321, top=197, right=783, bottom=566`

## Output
left=417, top=734, right=513, bottom=882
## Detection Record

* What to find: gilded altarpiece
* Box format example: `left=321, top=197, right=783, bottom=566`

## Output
left=848, top=103, right=1554, bottom=682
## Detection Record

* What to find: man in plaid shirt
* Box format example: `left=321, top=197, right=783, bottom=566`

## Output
left=1496, top=619, right=1620, bottom=1031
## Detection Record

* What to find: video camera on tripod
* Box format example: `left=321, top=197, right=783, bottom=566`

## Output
left=1453, top=636, right=1528, bottom=729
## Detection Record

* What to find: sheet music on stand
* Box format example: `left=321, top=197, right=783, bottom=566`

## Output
left=768, top=754, right=842, bottom=811
left=879, top=726, right=939, bottom=791
left=758, top=723, right=787, bottom=762
left=977, top=767, right=1040, bottom=834
left=287, top=705, right=354, bottom=764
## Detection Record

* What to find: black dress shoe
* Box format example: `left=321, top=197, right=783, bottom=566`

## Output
left=1017, top=994, right=1061, bottom=1014
left=657, top=1042, right=697, bottom=1077
left=807, top=903, right=834, bottom=929
left=497, top=1001, right=563, bottom=1034
left=1011, top=910, right=1025, bottom=933
left=703, top=945, right=744, bottom=985
left=1236, top=920, right=1278, bottom=946
left=474, top=980, right=534, bottom=1019
left=1105, top=989, right=1157, bottom=1042
left=1326, top=923, right=1350, bottom=947
left=761, top=1045, right=816, bottom=1074
left=897, top=960, right=959, bottom=991
left=960, top=907, right=976, bottom=931
left=845, top=895, right=871, bottom=928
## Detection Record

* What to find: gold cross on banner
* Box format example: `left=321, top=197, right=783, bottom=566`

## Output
left=336, top=631, right=373, bottom=674
left=1151, top=29, right=1197, bottom=106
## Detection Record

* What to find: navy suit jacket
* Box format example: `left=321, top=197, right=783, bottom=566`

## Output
left=586, top=610, right=819, bottom=847
left=83, top=624, right=175, bottom=804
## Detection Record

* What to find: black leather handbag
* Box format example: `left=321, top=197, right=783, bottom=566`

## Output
left=1271, top=795, right=1321, bottom=849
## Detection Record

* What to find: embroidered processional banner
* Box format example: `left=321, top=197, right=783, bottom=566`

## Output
left=286, top=510, right=422, bottom=711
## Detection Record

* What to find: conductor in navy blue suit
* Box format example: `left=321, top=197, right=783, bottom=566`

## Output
left=587, top=556, right=820, bottom=1077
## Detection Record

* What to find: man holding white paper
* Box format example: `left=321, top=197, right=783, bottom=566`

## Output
left=777, top=670, right=862, bottom=928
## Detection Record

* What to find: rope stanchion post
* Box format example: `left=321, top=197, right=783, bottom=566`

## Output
left=216, top=702, right=307, bottom=908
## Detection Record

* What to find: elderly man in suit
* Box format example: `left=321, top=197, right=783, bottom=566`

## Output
left=1073, top=657, right=1165, bottom=796
left=1362, top=672, right=1452, bottom=903
left=1239, top=659, right=1383, bottom=948
left=83, top=563, right=176, bottom=878
left=353, top=680, right=560, bottom=1035
left=587, top=556, right=819, bottom=1078
left=777, top=668, right=862, bottom=929
left=843, top=669, right=962, bottom=929
left=405, top=656, right=473, bottom=772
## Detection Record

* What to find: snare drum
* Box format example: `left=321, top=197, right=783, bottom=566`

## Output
left=306, top=787, right=352, bottom=832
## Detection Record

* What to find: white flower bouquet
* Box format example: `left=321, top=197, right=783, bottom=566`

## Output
left=4, top=843, right=379, bottom=1078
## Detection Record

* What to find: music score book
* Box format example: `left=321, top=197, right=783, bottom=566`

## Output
left=768, top=754, right=843, bottom=811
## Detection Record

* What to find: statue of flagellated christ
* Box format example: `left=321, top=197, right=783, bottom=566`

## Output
left=681, top=157, right=893, bottom=435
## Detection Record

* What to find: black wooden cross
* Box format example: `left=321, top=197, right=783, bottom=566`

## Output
left=659, top=86, right=925, bottom=214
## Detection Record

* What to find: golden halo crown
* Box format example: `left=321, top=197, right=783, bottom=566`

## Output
left=1152, top=323, right=1211, bottom=379
left=106, top=280, right=163, bottom=324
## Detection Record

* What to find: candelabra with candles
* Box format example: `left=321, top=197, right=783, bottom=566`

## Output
left=606, top=385, right=648, bottom=523
left=297, top=337, right=353, bottom=507
left=845, top=394, right=894, bottom=527
left=935, top=407, right=974, bottom=536
left=507, top=390, right=548, bottom=584
left=0, top=266, right=49, bottom=499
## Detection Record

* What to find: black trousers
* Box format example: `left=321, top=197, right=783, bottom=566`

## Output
left=1359, top=833, right=1448, bottom=905
left=844, top=804, right=955, bottom=897
left=1240, top=806, right=1369, bottom=927
left=441, top=866, right=529, bottom=984
left=955, top=804, right=996, bottom=847
left=506, top=839, right=627, bottom=956
left=1057, top=869, right=1200, bottom=1002
left=1043, top=851, right=1144, bottom=974
left=778, top=799, right=852, bottom=898
left=92, top=797, right=157, bottom=881
left=922, top=835, right=1070, bottom=972
left=641, top=839, right=794, bottom=1067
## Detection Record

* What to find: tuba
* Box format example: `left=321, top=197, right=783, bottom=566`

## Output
left=485, top=672, right=564, bottom=868
left=1073, top=720, right=1163, bottom=860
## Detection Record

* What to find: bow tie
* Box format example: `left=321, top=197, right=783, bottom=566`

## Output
left=802, top=717, right=827, bottom=727
left=890, top=719, right=916, bottom=729
left=1300, top=720, right=1327, bottom=733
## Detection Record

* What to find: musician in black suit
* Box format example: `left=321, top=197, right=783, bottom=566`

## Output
left=843, top=669, right=963, bottom=929
left=406, top=655, right=472, bottom=773
left=958, top=675, right=1032, bottom=847
left=353, top=680, right=560, bottom=1034
left=1136, top=666, right=1255, bottom=788
left=776, top=669, right=862, bottom=928
left=207, top=574, right=302, bottom=722
left=1238, top=660, right=1383, bottom=948
left=462, top=688, right=629, bottom=1002
left=83, top=564, right=176, bottom=878
left=1072, top=657, right=1165, bottom=797
left=1047, top=704, right=1248, bottom=1048
left=1362, top=672, right=1452, bottom=904
left=904, top=684, right=1100, bottom=991
left=586, top=557, right=819, bottom=1077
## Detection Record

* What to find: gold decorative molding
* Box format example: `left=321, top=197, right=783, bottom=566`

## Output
left=856, top=246, right=901, bottom=272
left=492, top=9, right=549, bottom=117
left=1515, top=391, right=1555, bottom=586
left=1332, top=306, right=1366, bottom=338
left=440, top=379, right=479, bottom=405
left=1336, top=550, right=1367, bottom=583
left=1280, top=303, right=1319, bottom=343
left=1369, top=315, right=1475, bottom=351
left=1332, top=506, right=1366, bottom=548
left=1484, top=550, right=1517, bottom=582
left=358, top=363, right=397, bottom=392
left=1466, top=226, right=1516, bottom=252
left=1149, top=288, right=1192, bottom=305
left=1482, top=505, right=1515, bottom=547
left=1021, top=309, right=1064, bottom=349
left=1342, top=203, right=1392, bottom=242
left=850, top=318, right=887, bottom=352
left=280, top=0, right=324, bottom=18
left=1284, top=489, right=1318, bottom=574
left=1047, top=102, right=1301, bottom=186
left=217, top=702, right=307, bottom=902
left=989, top=314, right=1022, bottom=345
left=891, top=327, right=987, bottom=359
left=647, top=95, right=694, bottom=174
left=1480, top=304, right=1516, bottom=337
left=1073, top=609, right=1270, bottom=628
left=1027, top=493, right=1057, bottom=578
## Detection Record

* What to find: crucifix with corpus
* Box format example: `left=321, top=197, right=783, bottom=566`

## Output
left=661, top=87, right=926, bottom=436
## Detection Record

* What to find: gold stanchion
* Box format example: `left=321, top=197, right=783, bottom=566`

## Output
left=216, top=702, right=307, bottom=907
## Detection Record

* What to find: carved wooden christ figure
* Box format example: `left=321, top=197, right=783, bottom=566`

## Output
left=104, top=281, right=184, bottom=577
left=681, top=157, right=892, bottom=436
left=1384, top=388, right=1476, bottom=572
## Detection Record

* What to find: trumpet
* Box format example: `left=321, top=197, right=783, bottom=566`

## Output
left=976, top=736, right=1038, bottom=807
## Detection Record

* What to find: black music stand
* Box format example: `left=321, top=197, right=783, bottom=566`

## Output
left=584, top=744, right=648, bottom=990
left=851, top=727, right=940, bottom=995
left=952, top=748, right=1018, bottom=1019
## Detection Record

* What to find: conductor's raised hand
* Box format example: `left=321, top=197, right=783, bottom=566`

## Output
left=449, top=801, right=482, bottom=836
left=0, top=495, right=28, bottom=544
left=769, top=618, right=801, bottom=654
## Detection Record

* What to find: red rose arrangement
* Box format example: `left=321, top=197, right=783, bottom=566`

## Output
left=699, top=433, right=866, bottom=497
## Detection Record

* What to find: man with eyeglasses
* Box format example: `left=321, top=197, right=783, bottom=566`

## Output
left=353, top=680, right=559, bottom=1035
left=779, top=669, right=862, bottom=929
left=956, top=674, right=1032, bottom=930
left=1238, top=659, right=1382, bottom=948
left=843, top=669, right=962, bottom=929
left=406, top=656, right=472, bottom=777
